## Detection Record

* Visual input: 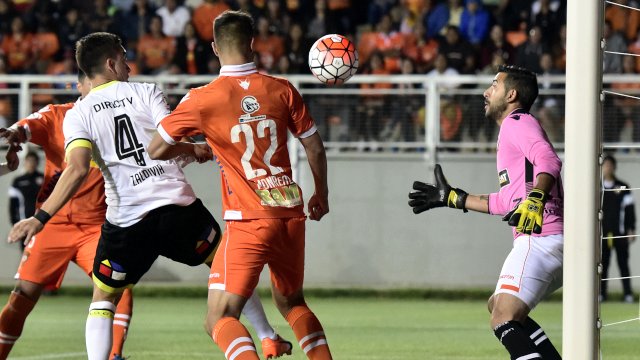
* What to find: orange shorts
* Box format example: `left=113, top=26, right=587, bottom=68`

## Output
left=208, top=217, right=305, bottom=298
left=15, top=221, right=101, bottom=289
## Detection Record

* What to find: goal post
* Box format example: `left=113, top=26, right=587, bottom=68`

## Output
left=563, top=0, right=602, bottom=359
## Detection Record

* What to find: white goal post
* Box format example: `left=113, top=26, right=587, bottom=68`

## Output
left=563, top=0, right=602, bottom=359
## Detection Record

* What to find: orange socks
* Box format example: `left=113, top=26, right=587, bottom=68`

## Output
left=0, top=291, right=36, bottom=360
left=111, top=289, right=133, bottom=358
left=286, top=305, right=332, bottom=360
left=212, top=317, right=260, bottom=360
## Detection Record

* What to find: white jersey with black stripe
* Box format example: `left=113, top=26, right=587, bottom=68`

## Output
left=63, top=81, right=196, bottom=227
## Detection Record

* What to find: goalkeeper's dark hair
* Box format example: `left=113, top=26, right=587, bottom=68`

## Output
left=75, top=32, right=123, bottom=78
left=498, top=65, right=539, bottom=112
left=213, top=10, right=254, bottom=55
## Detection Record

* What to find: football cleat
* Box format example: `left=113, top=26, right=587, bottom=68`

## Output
left=111, top=355, right=127, bottom=360
left=261, top=335, right=293, bottom=359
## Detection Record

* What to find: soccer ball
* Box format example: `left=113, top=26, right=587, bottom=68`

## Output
left=308, top=34, right=358, bottom=85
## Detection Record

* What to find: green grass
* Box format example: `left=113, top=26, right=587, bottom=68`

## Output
left=2, top=294, right=638, bottom=359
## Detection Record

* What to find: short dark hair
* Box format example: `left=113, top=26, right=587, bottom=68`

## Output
left=77, top=69, right=87, bottom=82
left=213, top=10, right=254, bottom=53
left=498, top=65, right=539, bottom=112
left=25, top=151, right=39, bottom=164
left=603, top=154, right=617, bottom=167
left=75, top=32, right=123, bottom=78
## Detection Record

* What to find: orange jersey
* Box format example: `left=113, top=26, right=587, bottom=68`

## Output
left=158, top=63, right=316, bottom=220
left=18, top=103, right=106, bottom=224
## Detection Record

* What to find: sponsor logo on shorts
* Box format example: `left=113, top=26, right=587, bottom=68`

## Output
left=99, top=260, right=126, bottom=281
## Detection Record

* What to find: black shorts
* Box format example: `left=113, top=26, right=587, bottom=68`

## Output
left=92, top=198, right=220, bottom=293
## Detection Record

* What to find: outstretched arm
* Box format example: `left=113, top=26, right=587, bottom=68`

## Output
left=147, top=133, right=212, bottom=163
left=409, top=164, right=489, bottom=214
left=299, top=132, right=329, bottom=221
left=8, top=146, right=91, bottom=244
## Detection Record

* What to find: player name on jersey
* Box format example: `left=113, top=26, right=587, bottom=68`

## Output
left=130, top=163, right=166, bottom=187
left=93, top=97, right=134, bottom=113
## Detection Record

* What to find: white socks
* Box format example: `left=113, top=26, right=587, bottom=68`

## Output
left=242, top=291, right=277, bottom=340
left=86, top=301, right=116, bottom=360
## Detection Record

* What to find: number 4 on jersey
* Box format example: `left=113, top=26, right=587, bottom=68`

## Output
left=114, top=114, right=146, bottom=166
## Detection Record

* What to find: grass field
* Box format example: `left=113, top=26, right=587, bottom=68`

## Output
left=2, top=294, right=638, bottom=359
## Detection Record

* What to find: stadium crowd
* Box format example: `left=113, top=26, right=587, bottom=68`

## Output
left=0, top=0, right=636, bottom=145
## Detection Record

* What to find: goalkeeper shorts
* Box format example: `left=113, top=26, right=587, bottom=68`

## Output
left=494, top=234, right=563, bottom=309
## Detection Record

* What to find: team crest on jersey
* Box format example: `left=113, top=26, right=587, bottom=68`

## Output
left=239, top=96, right=266, bottom=123
left=99, top=259, right=127, bottom=281
left=499, top=169, right=510, bottom=187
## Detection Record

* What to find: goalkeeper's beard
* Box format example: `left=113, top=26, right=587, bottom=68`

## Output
left=485, top=98, right=508, bottom=123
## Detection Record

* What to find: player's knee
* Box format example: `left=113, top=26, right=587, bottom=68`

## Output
left=487, top=295, right=495, bottom=313
left=13, top=280, right=44, bottom=302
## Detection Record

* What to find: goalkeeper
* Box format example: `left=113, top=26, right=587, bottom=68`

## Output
left=409, top=65, right=563, bottom=360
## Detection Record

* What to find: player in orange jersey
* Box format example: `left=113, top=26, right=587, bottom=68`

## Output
left=149, top=10, right=333, bottom=360
left=0, top=72, right=134, bottom=360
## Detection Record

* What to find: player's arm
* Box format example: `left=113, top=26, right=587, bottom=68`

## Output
left=409, top=164, right=489, bottom=214
left=147, top=134, right=211, bottom=162
left=299, top=132, right=329, bottom=221
left=503, top=172, right=555, bottom=234
left=7, top=142, right=91, bottom=244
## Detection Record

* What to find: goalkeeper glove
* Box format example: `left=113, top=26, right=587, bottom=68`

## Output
left=502, top=188, right=548, bottom=234
left=408, top=164, right=468, bottom=214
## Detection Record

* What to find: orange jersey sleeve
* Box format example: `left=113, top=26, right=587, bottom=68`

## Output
left=159, top=67, right=316, bottom=220
left=18, top=103, right=106, bottom=224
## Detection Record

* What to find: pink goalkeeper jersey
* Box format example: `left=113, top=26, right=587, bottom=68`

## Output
left=488, top=108, right=564, bottom=239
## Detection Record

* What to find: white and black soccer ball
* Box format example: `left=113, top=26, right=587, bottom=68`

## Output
left=308, top=34, right=359, bottom=85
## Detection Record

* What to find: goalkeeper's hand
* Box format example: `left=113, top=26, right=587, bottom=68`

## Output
left=502, top=188, right=548, bottom=234
left=408, top=164, right=468, bottom=214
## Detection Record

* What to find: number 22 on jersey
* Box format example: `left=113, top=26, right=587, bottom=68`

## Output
left=231, top=119, right=302, bottom=208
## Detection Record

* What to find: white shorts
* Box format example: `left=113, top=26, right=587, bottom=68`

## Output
left=494, top=234, right=564, bottom=309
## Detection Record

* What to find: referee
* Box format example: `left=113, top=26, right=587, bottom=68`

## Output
left=601, top=154, right=636, bottom=303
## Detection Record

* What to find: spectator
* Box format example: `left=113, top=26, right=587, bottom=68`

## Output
left=425, top=0, right=464, bottom=38
left=87, top=0, right=114, bottom=33
left=233, top=0, right=261, bottom=19
left=112, top=0, right=156, bottom=51
left=192, top=0, right=230, bottom=42
left=535, top=52, right=564, bottom=142
left=172, top=22, right=211, bottom=74
left=603, top=20, right=627, bottom=74
left=551, top=23, right=566, bottom=71
left=402, top=21, right=439, bottom=72
left=438, top=25, right=472, bottom=72
left=137, top=15, right=176, bottom=74
left=0, top=17, right=34, bottom=73
left=32, top=23, right=60, bottom=74
left=253, top=16, right=284, bottom=72
left=601, top=154, right=636, bottom=303
left=373, top=14, right=406, bottom=72
left=8, top=151, right=43, bottom=250
left=306, top=0, right=328, bottom=43
left=611, top=56, right=640, bottom=143
left=368, top=0, right=395, bottom=26
left=495, top=0, right=533, bottom=31
left=459, top=0, right=491, bottom=46
left=284, top=23, right=308, bottom=73
left=532, top=0, right=561, bottom=45
left=356, top=52, right=392, bottom=143
left=386, top=57, right=422, bottom=142
left=515, top=25, right=548, bottom=74
left=327, top=0, right=353, bottom=34
left=427, top=54, right=462, bottom=144
left=605, top=0, right=640, bottom=42
left=480, top=24, right=515, bottom=69
left=156, top=0, right=191, bottom=37
left=57, top=8, right=89, bottom=58
left=0, top=0, right=17, bottom=36
left=263, top=0, right=291, bottom=36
